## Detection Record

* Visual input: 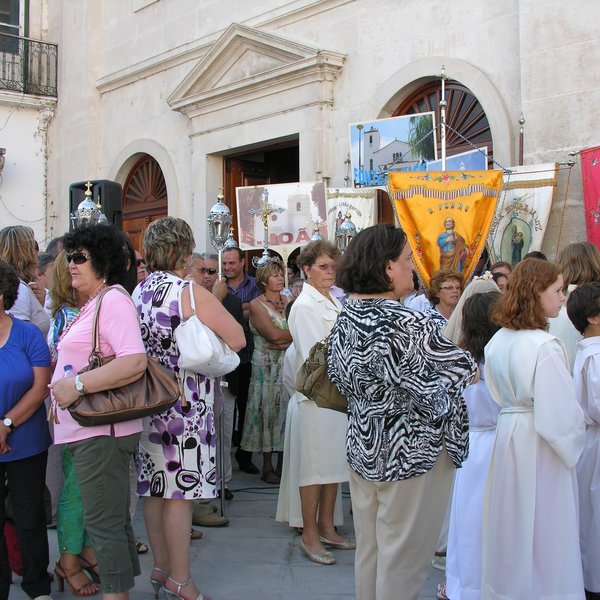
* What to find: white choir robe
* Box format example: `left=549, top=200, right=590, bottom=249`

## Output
left=573, top=337, right=600, bottom=593
left=446, top=363, right=500, bottom=600
left=481, top=328, right=586, bottom=600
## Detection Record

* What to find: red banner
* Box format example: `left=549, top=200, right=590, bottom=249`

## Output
left=581, top=146, right=600, bottom=249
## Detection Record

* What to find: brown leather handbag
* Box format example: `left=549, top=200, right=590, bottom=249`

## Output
left=295, top=336, right=347, bottom=413
left=68, top=286, right=180, bottom=427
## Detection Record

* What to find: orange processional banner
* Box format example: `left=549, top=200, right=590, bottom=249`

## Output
left=388, top=170, right=503, bottom=287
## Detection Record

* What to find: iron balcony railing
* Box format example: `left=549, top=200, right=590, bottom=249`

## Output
left=0, top=31, right=57, bottom=97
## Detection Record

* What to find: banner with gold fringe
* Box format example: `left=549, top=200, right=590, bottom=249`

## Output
left=488, top=163, right=558, bottom=266
left=580, top=147, right=600, bottom=250
left=389, top=170, right=503, bottom=287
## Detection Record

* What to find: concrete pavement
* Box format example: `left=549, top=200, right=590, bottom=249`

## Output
left=10, top=467, right=444, bottom=600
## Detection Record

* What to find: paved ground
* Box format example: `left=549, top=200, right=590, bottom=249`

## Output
left=10, top=467, right=444, bottom=600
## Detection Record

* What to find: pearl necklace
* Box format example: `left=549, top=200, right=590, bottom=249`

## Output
left=59, top=282, right=107, bottom=343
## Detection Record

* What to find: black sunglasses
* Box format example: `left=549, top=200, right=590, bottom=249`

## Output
left=136, top=258, right=145, bottom=267
left=66, top=252, right=92, bottom=265
left=200, top=268, right=217, bottom=275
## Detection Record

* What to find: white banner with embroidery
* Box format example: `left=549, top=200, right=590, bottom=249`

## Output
left=488, top=163, right=558, bottom=266
left=326, top=188, right=378, bottom=243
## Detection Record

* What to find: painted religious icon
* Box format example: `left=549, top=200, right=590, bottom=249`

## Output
left=438, top=217, right=468, bottom=272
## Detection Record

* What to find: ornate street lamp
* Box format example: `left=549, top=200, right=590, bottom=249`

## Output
left=207, top=188, right=233, bottom=279
left=70, top=181, right=107, bottom=228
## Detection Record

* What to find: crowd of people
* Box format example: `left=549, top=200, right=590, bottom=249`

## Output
left=0, top=219, right=599, bottom=600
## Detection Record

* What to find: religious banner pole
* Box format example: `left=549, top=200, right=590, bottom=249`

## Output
left=440, top=65, right=447, bottom=171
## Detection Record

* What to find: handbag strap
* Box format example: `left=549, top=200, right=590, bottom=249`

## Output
left=178, top=280, right=197, bottom=319
left=89, top=285, right=133, bottom=360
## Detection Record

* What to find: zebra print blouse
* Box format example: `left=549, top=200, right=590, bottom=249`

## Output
left=327, top=298, right=476, bottom=482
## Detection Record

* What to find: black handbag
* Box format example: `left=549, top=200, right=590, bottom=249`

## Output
left=68, top=286, right=180, bottom=427
left=295, top=336, right=347, bottom=413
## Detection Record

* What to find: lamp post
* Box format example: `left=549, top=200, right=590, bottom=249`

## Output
left=207, top=188, right=233, bottom=279
left=356, top=124, right=364, bottom=187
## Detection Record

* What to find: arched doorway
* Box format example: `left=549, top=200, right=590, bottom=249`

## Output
left=122, top=154, right=168, bottom=252
left=394, top=80, right=494, bottom=165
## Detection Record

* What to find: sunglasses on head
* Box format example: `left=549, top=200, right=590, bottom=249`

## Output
left=66, top=252, right=92, bottom=265
left=200, top=268, right=217, bottom=275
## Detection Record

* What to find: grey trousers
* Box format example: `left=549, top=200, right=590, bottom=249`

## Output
left=70, top=433, right=141, bottom=594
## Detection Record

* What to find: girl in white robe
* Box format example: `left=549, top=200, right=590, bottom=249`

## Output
left=566, top=282, right=600, bottom=598
left=481, top=258, right=586, bottom=600
left=446, top=291, right=501, bottom=600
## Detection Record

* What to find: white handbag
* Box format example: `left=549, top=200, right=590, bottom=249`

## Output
left=174, top=280, right=240, bottom=378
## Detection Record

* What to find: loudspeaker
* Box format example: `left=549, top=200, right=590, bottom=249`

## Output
left=69, top=180, right=123, bottom=230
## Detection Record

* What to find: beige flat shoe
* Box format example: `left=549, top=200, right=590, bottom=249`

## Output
left=319, top=535, right=356, bottom=550
left=299, top=538, right=335, bottom=565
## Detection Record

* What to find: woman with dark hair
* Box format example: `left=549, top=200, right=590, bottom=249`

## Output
left=0, top=259, right=52, bottom=600
left=275, top=240, right=349, bottom=565
left=48, top=251, right=100, bottom=596
left=49, top=224, right=148, bottom=600
left=328, top=224, right=476, bottom=599
left=133, top=217, right=244, bottom=600
left=481, top=258, right=586, bottom=599
left=241, top=259, right=292, bottom=484
left=427, top=269, right=463, bottom=324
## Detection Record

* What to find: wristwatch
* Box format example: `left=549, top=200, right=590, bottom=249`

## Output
left=1, top=417, right=15, bottom=432
left=74, top=375, right=85, bottom=395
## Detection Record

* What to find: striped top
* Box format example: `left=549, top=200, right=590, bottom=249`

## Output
left=328, top=298, right=476, bottom=481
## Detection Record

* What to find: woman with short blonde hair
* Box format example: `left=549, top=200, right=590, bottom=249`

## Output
left=0, top=225, right=49, bottom=336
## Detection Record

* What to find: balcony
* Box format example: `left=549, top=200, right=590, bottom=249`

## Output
left=0, top=31, right=57, bottom=97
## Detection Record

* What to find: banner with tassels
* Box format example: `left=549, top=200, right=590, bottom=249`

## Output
left=388, top=170, right=502, bottom=287
left=580, top=147, right=600, bottom=250
left=488, top=164, right=558, bottom=265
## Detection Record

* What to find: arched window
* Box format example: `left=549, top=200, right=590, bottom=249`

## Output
left=122, top=155, right=168, bottom=252
left=122, top=155, right=168, bottom=219
left=394, top=80, right=493, bottom=165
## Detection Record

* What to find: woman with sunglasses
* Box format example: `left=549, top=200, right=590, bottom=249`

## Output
left=47, top=251, right=101, bottom=596
left=427, top=270, right=464, bottom=325
left=276, top=240, right=352, bottom=565
left=49, top=224, right=147, bottom=600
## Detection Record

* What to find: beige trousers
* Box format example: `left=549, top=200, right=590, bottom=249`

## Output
left=349, top=450, right=454, bottom=600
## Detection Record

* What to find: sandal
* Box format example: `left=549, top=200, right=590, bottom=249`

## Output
left=136, top=539, right=149, bottom=554
left=78, top=555, right=100, bottom=584
left=54, top=561, right=100, bottom=597
left=164, top=576, right=211, bottom=600
left=437, top=581, right=449, bottom=600
left=150, top=566, right=169, bottom=600
left=260, top=470, right=280, bottom=484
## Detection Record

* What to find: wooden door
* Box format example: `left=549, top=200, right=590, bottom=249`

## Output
left=122, top=155, right=169, bottom=252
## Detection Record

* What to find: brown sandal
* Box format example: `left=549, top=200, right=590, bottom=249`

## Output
left=54, top=561, right=100, bottom=596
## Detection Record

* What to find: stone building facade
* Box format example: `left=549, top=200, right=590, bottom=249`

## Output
left=37, top=0, right=600, bottom=254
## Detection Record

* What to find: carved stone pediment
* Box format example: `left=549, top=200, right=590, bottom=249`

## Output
left=167, top=23, right=345, bottom=121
